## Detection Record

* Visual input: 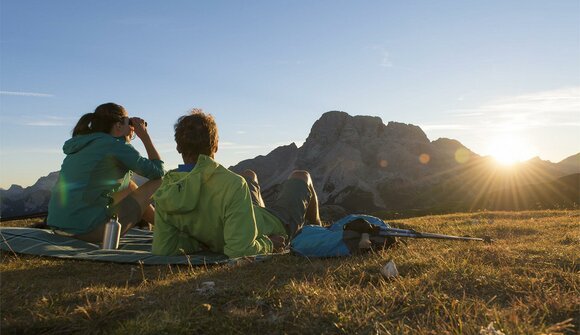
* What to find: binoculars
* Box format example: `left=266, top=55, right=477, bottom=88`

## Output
left=129, top=119, right=147, bottom=127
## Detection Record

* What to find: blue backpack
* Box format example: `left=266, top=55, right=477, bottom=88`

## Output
left=290, top=214, right=397, bottom=257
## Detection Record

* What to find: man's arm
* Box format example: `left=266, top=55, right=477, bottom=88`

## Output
left=152, top=212, right=201, bottom=256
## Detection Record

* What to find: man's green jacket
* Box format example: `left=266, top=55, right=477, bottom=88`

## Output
left=152, top=155, right=287, bottom=258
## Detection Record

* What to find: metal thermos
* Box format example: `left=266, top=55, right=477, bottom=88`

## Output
left=102, top=215, right=121, bottom=249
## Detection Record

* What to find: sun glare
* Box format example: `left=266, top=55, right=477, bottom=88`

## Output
left=487, top=135, right=533, bottom=166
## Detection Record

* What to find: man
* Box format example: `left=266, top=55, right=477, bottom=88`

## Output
left=152, top=109, right=321, bottom=258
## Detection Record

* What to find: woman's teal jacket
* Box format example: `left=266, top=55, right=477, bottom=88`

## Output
left=47, top=133, right=164, bottom=235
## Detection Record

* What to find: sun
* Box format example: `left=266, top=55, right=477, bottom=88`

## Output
left=487, top=135, right=533, bottom=166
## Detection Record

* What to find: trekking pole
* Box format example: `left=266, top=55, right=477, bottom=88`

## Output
left=342, top=218, right=493, bottom=243
left=378, top=226, right=493, bottom=243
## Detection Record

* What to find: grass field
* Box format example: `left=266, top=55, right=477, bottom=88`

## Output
left=1, top=210, right=578, bottom=334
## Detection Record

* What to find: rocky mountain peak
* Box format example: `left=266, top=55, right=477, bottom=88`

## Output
left=7, top=184, right=24, bottom=193
left=304, top=112, right=430, bottom=152
left=384, top=121, right=430, bottom=144
left=431, top=137, right=465, bottom=150
left=234, top=111, right=485, bottom=211
left=231, top=110, right=577, bottom=214
left=231, top=143, right=299, bottom=188
left=305, top=111, right=385, bottom=146
left=431, top=138, right=476, bottom=156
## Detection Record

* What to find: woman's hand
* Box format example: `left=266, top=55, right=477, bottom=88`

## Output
left=129, top=117, right=161, bottom=161
left=129, top=117, right=148, bottom=140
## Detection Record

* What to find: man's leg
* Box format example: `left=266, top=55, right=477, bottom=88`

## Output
left=240, top=169, right=266, bottom=207
left=266, top=170, right=321, bottom=238
left=287, top=170, right=321, bottom=226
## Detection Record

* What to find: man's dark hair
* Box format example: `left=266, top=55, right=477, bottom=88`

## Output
left=174, top=109, right=219, bottom=160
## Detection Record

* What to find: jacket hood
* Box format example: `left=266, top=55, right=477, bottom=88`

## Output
left=63, top=133, right=118, bottom=154
left=153, top=155, right=219, bottom=214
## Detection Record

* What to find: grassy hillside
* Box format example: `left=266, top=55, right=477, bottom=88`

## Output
left=476, top=174, right=580, bottom=210
left=1, top=211, right=579, bottom=334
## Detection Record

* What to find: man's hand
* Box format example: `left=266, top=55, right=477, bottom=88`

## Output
left=268, top=235, right=287, bottom=253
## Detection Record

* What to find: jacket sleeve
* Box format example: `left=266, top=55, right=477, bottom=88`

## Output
left=222, top=180, right=273, bottom=258
left=152, top=212, right=201, bottom=256
left=114, top=142, right=165, bottom=180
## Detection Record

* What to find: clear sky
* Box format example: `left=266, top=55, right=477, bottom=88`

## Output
left=1, top=0, right=579, bottom=189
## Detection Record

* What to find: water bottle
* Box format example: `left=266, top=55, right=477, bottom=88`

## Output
left=102, top=215, right=121, bottom=249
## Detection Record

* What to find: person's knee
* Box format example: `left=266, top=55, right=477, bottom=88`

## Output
left=128, top=180, right=138, bottom=191
left=241, top=169, right=259, bottom=183
left=289, top=170, right=312, bottom=185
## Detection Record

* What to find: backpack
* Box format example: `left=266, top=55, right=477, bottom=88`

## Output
left=290, top=214, right=397, bottom=257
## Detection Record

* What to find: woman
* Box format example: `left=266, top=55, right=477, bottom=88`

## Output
left=47, top=102, right=164, bottom=243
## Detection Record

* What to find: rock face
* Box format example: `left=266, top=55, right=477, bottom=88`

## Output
left=0, top=171, right=59, bottom=218
left=233, top=143, right=299, bottom=189
left=231, top=111, right=579, bottom=214
left=231, top=111, right=477, bottom=212
left=296, top=113, right=428, bottom=210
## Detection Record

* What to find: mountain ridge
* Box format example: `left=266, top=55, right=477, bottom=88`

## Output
left=2, top=111, right=579, bottom=218
left=230, top=111, right=579, bottom=215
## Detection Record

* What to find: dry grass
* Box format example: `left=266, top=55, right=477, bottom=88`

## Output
left=1, top=210, right=579, bottom=334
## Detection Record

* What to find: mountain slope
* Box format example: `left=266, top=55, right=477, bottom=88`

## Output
left=231, top=111, right=579, bottom=213
left=0, top=172, right=59, bottom=217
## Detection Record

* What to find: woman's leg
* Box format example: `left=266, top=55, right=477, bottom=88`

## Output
left=127, top=179, right=162, bottom=223
left=74, top=179, right=162, bottom=244
left=111, top=180, right=138, bottom=205
left=142, top=204, right=155, bottom=226
left=112, top=179, right=159, bottom=226
left=73, top=225, right=106, bottom=244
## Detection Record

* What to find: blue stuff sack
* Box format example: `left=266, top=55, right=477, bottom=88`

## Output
left=290, top=214, right=396, bottom=258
